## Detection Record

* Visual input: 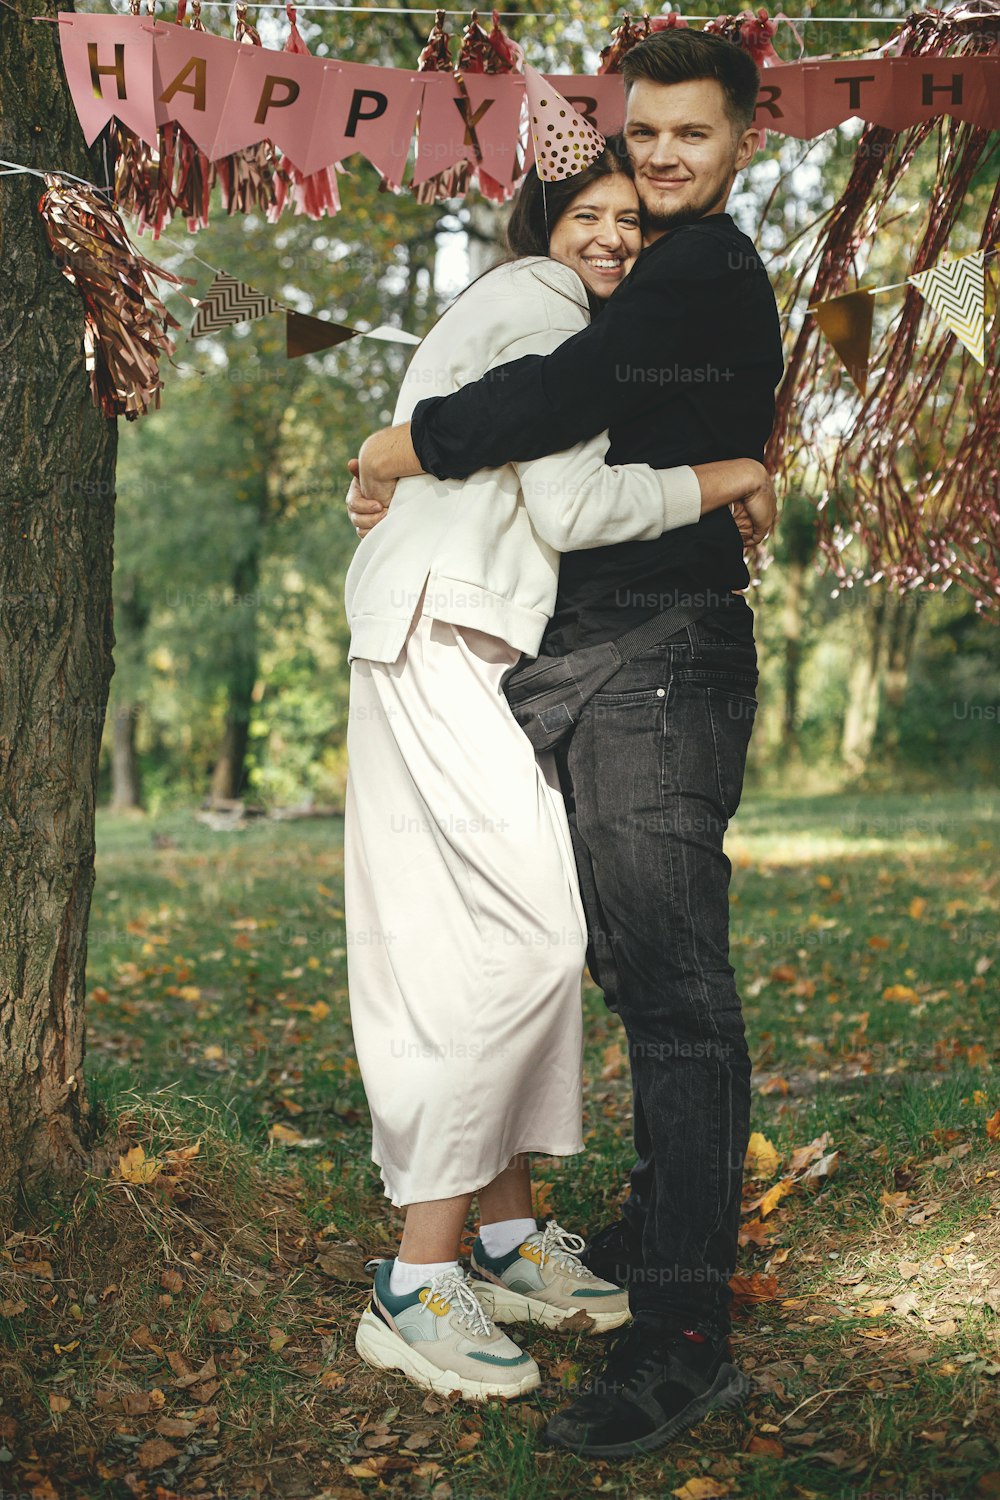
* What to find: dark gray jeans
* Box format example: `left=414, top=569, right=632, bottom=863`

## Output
left=555, top=605, right=758, bottom=1339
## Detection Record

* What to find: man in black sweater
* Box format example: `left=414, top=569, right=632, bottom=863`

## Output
left=349, top=31, right=783, bottom=1459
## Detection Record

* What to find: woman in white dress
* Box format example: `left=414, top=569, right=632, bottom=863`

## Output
left=342, top=140, right=773, bottom=1401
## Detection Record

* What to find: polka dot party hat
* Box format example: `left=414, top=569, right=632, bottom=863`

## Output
left=523, top=64, right=606, bottom=181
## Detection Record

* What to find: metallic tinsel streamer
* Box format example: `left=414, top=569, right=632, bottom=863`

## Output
left=38, top=175, right=191, bottom=420
left=767, top=3, right=1000, bottom=606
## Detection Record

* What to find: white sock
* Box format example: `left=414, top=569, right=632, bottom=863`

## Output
left=388, top=1256, right=460, bottom=1297
left=479, top=1217, right=538, bottom=1259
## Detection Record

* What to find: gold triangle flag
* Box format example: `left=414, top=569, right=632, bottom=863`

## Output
left=287, top=311, right=362, bottom=360
left=908, top=250, right=986, bottom=366
left=809, top=289, right=875, bottom=395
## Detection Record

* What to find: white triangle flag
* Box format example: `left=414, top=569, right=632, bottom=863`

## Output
left=908, top=250, right=987, bottom=366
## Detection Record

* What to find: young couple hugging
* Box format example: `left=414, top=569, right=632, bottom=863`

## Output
left=341, top=27, right=784, bottom=1461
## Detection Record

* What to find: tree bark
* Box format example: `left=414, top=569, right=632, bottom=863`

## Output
left=0, top=2, right=118, bottom=1208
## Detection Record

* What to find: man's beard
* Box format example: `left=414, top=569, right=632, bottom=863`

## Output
left=643, top=200, right=706, bottom=233
left=639, top=172, right=732, bottom=234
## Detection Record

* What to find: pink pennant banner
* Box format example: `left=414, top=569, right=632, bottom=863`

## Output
left=412, top=74, right=524, bottom=187
left=303, top=62, right=424, bottom=181
left=57, top=12, right=1000, bottom=187
left=210, top=39, right=331, bottom=166
left=152, top=25, right=240, bottom=154
left=58, top=12, right=158, bottom=146
left=796, top=56, right=999, bottom=137
left=752, top=63, right=811, bottom=140
left=541, top=75, right=625, bottom=137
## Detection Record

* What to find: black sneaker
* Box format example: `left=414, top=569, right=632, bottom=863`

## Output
left=577, top=1217, right=644, bottom=1287
left=542, top=1317, right=750, bottom=1458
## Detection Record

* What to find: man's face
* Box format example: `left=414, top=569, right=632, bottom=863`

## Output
left=624, top=77, right=758, bottom=238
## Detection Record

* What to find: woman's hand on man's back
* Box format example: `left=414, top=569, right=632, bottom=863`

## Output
left=347, top=459, right=390, bottom=539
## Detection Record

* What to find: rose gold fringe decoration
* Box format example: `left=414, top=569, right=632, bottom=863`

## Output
left=38, top=175, right=192, bottom=419
left=411, top=9, right=470, bottom=204
left=458, top=9, right=523, bottom=206
left=767, top=3, right=1000, bottom=607
left=410, top=8, right=524, bottom=205
left=597, top=12, right=650, bottom=74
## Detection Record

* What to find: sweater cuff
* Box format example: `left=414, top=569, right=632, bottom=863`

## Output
left=411, top=395, right=453, bottom=481
left=657, top=465, right=703, bottom=532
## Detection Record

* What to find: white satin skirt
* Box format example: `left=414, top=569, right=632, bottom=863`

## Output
left=344, top=597, right=587, bottom=1207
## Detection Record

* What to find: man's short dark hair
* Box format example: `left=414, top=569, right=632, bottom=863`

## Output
left=621, top=30, right=761, bottom=134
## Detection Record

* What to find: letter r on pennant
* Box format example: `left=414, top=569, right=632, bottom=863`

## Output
left=755, top=82, right=782, bottom=120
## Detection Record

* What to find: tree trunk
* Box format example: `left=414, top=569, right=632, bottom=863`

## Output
left=840, top=594, right=889, bottom=774
left=840, top=591, right=922, bottom=774
left=110, top=704, right=142, bottom=812
left=209, top=546, right=260, bottom=802
left=884, top=595, right=921, bottom=711
left=108, top=574, right=149, bottom=811
left=0, top=5, right=118, bottom=1207
left=781, top=558, right=806, bottom=752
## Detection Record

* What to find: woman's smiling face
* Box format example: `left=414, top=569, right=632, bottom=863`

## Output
left=547, top=174, right=643, bottom=300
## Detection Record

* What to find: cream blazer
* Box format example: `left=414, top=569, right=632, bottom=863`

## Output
left=343, top=256, right=702, bottom=664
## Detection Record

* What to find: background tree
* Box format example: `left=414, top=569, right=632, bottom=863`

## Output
left=0, top=1, right=118, bottom=1206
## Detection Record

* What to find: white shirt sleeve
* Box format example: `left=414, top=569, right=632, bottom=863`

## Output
left=482, top=320, right=702, bottom=554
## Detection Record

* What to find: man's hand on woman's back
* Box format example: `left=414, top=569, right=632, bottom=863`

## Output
left=732, top=468, right=777, bottom=548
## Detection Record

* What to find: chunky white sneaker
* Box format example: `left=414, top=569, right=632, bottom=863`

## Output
left=355, top=1260, right=540, bottom=1401
left=470, top=1219, right=631, bottom=1332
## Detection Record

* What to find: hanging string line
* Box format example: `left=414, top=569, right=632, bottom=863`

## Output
left=0, top=156, right=116, bottom=190
left=30, top=5, right=916, bottom=20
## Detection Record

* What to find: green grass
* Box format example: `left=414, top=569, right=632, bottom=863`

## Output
left=2, top=790, right=997, bottom=1499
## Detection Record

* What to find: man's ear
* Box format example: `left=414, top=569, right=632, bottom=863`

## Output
left=735, top=126, right=760, bottom=172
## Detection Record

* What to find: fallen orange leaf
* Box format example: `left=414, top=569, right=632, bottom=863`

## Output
left=729, top=1272, right=780, bottom=1303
